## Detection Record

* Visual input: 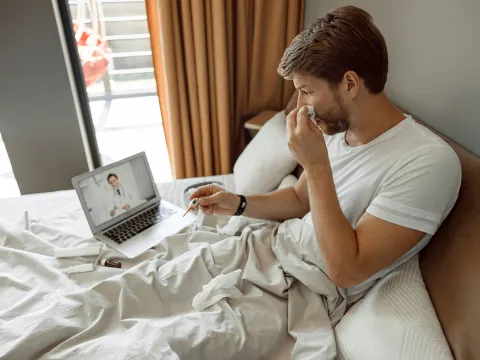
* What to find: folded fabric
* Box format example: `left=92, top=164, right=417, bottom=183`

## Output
left=192, top=269, right=243, bottom=311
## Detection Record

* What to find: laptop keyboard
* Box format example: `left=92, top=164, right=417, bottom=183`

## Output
left=104, top=206, right=175, bottom=244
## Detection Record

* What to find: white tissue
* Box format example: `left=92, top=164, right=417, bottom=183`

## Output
left=192, top=269, right=243, bottom=311
left=306, top=105, right=316, bottom=122
left=217, top=217, right=248, bottom=236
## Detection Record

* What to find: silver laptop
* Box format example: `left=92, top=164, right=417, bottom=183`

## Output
left=72, top=152, right=196, bottom=258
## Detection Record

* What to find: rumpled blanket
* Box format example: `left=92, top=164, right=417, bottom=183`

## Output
left=0, top=214, right=346, bottom=359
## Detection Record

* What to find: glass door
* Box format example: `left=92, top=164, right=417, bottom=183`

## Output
left=67, top=0, right=172, bottom=183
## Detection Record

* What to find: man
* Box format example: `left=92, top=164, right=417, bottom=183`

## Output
left=107, top=173, right=133, bottom=217
left=190, top=6, right=461, bottom=302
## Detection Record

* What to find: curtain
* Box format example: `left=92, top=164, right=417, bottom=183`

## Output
left=146, top=0, right=304, bottom=179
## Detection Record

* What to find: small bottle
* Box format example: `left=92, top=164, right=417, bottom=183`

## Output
left=98, top=259, right=122, bottom=268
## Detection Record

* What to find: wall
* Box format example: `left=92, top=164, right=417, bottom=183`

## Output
left=0, top=0, right=93, bottom=194
left=304, top=0, right=480, bottom=156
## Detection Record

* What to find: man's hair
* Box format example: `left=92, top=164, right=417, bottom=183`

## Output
left=277, top=6, right=388, bottom=94
left=107, top=173, right=118, bottom=182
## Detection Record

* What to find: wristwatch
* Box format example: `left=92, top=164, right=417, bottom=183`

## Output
left=234, top=194, right=247, bottom=216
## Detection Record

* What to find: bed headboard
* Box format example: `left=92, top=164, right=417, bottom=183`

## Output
left=419, top=132, right=480, bottom=360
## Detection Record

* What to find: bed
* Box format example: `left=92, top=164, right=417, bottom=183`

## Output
left=1, top=88, right=464, bottom=360
left=0, top=172, right=453, bottom=359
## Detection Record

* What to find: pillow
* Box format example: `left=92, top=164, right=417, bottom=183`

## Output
left=156, top=174, right=236, bottom=208
left=335, top=256, right=453, bottom=360
left=234, top=111, right=297, bottom=195
left=277, top=174, right=298, bottom=190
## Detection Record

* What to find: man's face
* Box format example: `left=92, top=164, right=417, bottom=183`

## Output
left=108, top=176, right=120, bottom=188
left=293, top=74, right=350, bottom=135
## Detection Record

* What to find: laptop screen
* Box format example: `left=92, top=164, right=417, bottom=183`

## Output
left=77, top=156, right=156, bottom=227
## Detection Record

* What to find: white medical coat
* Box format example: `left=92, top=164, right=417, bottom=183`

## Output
left=110, top=184, right=134, bottom=210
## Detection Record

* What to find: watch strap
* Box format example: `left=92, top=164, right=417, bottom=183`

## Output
left=234, top=194, right=247, bottom=216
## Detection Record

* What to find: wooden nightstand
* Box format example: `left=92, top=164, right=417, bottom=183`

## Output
left=244, top=110, right=277, bottom=138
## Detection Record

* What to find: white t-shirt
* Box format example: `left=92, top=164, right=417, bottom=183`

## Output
left=303, top=116, right=461, bottom=301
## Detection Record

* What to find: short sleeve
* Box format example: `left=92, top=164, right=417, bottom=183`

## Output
left=366, top=145, right=461, bottom=234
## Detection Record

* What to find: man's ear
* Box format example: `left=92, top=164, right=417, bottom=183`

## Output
left=343, top=70, right=360, bottom=99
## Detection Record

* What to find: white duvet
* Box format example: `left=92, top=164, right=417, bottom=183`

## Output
left=0, top=212, right=346, bottom=360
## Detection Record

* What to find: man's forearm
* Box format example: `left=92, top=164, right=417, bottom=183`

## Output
left=243, top=187, right=308, bottom=221
left=306, top=165, right=359, bottom=285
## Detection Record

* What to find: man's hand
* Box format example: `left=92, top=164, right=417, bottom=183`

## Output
left=122, top=204, right=131, bottom=211
left=110, top=209, right=116, bottom=217
left=189, top=184, right=240, bottom=216
left=287, top=106, right=329, bottom=171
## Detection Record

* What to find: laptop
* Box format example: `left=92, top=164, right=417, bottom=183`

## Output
left=72, top=152, right=196, bottom=258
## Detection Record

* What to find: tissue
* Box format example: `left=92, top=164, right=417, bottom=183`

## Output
left=306, top=105, right=316, bottom=122
left=192, top=269, right=243, bottom=311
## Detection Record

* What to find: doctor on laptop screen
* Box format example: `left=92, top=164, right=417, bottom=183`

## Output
left=107, top=173, right=135, bottom=217
left=78, top=157, right=156, bottom=226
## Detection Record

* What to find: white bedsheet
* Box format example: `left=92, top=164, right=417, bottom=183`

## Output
left=0, top=189, right=345, bottom=360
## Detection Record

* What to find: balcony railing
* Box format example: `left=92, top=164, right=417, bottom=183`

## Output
left=69, top=0, right=156, bottom=100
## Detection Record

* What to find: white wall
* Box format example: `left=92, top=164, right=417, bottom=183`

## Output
left=0, top=0, right=93, bottom=194
left=304, top=0, right=480, bottom=156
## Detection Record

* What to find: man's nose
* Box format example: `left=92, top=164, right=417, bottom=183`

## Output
left=297, top=97, right=306, bottom=109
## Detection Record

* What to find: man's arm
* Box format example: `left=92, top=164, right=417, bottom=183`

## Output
left=243, top=172, right=310, bottom=221
left=306, top=165, right=425, bottom=288
left=189, top=174, right=309, bottom=220
left=284, top=106, right=455, bottom=289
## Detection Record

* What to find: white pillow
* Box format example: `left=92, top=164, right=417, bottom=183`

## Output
left=335, top=256, right=453, bottom=360
left=156, top=174, right=236, bottom=208
left=277, top=174, right=298, bottom=190
left=234, top=111, right=297, bottom=195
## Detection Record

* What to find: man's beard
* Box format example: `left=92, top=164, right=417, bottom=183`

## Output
left=314, top=92, right=350, bottom=135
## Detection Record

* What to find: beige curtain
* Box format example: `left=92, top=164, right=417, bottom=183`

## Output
left=146, top=0, right=304, bottom=179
